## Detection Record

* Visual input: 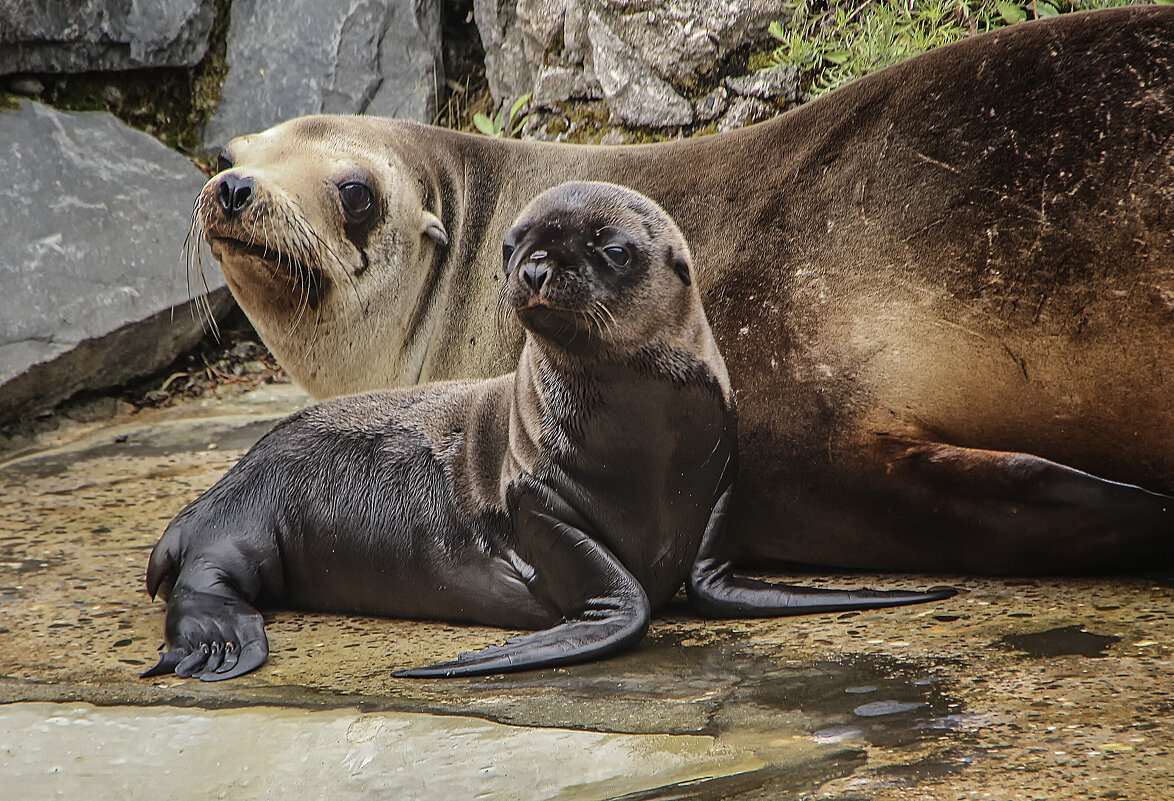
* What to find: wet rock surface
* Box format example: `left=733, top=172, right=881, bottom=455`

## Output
left=0, top=0, right=216, bottom=75
left=2, top=387, right=1173, bottom=798
left=200, top=0, right=444, bottom=151
left=0, top=100, right=228, bottom=424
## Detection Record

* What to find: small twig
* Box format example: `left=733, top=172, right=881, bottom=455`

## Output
left=159, top=372, right=191, bottom=392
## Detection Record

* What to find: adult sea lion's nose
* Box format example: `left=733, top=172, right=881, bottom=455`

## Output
left=216, top=174, right=254, bottom=217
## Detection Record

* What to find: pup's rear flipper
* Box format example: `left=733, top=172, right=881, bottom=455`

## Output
left=142, top=577, right=269, bottom=682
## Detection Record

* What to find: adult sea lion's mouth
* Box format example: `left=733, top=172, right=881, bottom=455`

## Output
left=211, top=236, right=327, bottom=309
left=212, top=236, right=284, bottom=263
left=211, top=236, right=321, bottom=279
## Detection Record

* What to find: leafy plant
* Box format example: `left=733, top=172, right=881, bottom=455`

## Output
left=767, top=0, right=1172, bottom=97
left=473, top=93, right=532, bottom=138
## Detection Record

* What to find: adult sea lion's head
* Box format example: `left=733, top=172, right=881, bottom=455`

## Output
left=191, top=115, right=451, bottom=396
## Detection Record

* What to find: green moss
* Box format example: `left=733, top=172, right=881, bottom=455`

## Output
left=691, top=122, right=721, bottom=138
left=546, top=102, right=612, bottom=144
left=543, top=113, right=571, bottom=138
left=746, top=47, right=780, bottom=74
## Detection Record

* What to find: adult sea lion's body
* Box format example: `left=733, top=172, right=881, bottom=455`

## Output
left=200, top=8, right=1174, bottom=575
left=146, top=183, right=950, bottom=681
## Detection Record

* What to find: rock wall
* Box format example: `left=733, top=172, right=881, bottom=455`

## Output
left=201, top=0, right=444, bottom=151
left=0, top=0, right=217, bottom=74
left=474, top=0, right=796, bottom=132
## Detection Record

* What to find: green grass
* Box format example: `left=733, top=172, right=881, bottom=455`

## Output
left=767, top=0, right=1173, bottom=96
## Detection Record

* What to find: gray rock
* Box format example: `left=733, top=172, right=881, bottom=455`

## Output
left=0, top=101, right=231, bottom=423
left=476, top=0, right=784, bottom=121
left=716, top=96, right=775, bottom=133
left=587, top=12, right=692, bottom=128
left=601, top=2, right=777, bottom=85
left=0, top=0, right=215, bottom=75
left=475, top=0, right=589, bottom=105
left=694, top=87, right=729, bottom=122
left=532, top=65, right=601, bottom=108
left=725, top=66, right=799, bottom=102
left=9, top=77, right=44, bottom=97
left=201, top=0, right=443, bottom=152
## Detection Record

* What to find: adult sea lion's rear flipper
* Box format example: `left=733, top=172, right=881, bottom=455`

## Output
left=875, top=436, right=1174, bottom=573
left=395, top=505, right=651, bottom=678
left=688, top=487, right=957, bottom=617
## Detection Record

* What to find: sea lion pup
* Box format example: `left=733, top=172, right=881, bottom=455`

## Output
left=193, top=8, right=1174, bottom=575
left=145, top=183, right=953, bottom=681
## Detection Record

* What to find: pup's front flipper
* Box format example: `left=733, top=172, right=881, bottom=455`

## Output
left=395, top=496, right=650, bottom=678
left=688, top=487, right=957, bottom=617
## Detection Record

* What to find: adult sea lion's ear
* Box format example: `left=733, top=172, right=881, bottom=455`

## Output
left=671, top=252, right=692, bottom=286
left=421, top=211, right=449, bottom=246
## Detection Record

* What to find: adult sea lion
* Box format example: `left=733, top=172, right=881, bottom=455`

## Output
left=145, top=182, right=952, bottom=681
left=195, top=7, right=1174, bottom=575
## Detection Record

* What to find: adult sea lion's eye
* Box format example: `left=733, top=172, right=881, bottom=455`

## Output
left=339, top=182, right=374, bottom=219
left=216, top=152, right=233, bottom=174
left=502, top=243, right=516, bottom=271
left=602, top=244, right=630, bottom=267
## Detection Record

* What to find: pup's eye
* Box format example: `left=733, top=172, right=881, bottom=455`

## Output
left=339, top=182, right=374, bottom=219
left=216, top=152, right=233, bottom=173
left=602, top=244, right=630, bottom=267
left=502, top=243, right=516, bottom=270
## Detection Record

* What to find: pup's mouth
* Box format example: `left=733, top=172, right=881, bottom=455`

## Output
left=514, top=297, right=594, bottom=343
left=516, top=295, right=577, bottom=313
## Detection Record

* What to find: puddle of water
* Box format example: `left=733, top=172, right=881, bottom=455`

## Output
left=852, top=700, right=926, bottom=717
left=997, top=625, right=1121, bottom=658
left=0, top=702, right=763, bottom=801
left=473, top=637, right=958, bottom=754
left=811, top=725, right=867, bottom=744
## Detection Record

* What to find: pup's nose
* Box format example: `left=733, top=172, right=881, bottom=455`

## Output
left=216, top=174, right=254, bottom=217
left=522, top=263, right=549, bottom=291
left=522, top=250, right=550, bottom=290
